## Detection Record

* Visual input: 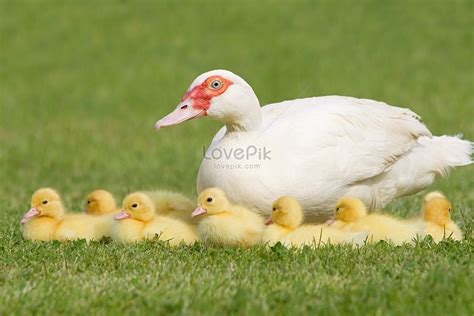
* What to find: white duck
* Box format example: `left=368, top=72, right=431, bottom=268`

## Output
left=155, top=70, right=472, bottom=221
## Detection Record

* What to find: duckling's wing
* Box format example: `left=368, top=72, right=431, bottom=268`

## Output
left=144, top=190, right=195, bottom=213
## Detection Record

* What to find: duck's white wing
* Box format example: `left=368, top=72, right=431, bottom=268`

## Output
left=259, top=96, right=432, bottom=184
left=209, top=124, right=227, bottom=146
left=199, top=95, right=470, bottom=217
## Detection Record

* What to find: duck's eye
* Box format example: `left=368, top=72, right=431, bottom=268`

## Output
left=42, top=200, right=48, bottom=205
left=272, top=207, right=276, bottom=212
left=132, top=203, right=138, bottom=208
left=336, top=207, right=340, bottom=212
left=87, top=200, right=91, bottom=204
left=209, top=79, right=222, bottom=90
left=207, top=197, right=213, bottom=203
left=448, top=208, right=451, bottom=212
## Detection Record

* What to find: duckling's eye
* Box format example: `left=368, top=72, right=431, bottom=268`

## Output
left=207, top=197, right=213, bottom=203
left=272, top=207, right=276, bottom=212
left=42, top=200, right=48, bottom=205
left=448, top=208, right=451, bottom=212
left=132, top=203, right=138, bottom=208
left=87, top=200, right=91, bottom=204
left=336, top=207, right=340, bottom=212
left=209, top=79, right=222, bottom=90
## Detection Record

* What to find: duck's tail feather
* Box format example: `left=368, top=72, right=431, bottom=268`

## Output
left=417, top=135, right=473, bottom=177
left=363, top=135, right=472, bottom=208
left=144, top=190, right=195, bottom=214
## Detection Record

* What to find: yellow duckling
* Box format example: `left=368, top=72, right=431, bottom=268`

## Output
left=422, top=192, right=463, bottom=241
left=262, top=197, right=367, bottom=247
left=112, top=192, right=197, bottom=245
left=143, top=190, right=197, bottom=225
left=21, top=188, right=111, bottom=241
left=84, top=190, right=118, bottom=215
left=328, top=197, right=423, bottom=245
left=262, top=197, right=303, bottom=245
left=192, top=188, right=264, bottom=246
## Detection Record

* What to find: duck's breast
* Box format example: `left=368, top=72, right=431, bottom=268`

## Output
left=261, top=225, right=289, bottom=245
left=23, top=217, right=57, bottom=241
left=197, top=214, right=247, bottom=245
left=112, top=219, right=144, bottom=242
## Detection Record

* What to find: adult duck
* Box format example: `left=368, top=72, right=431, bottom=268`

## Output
left=155, top=70, right=472, bottom=221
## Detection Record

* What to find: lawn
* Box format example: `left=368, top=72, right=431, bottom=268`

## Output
left=0, top=0, right=473, bottom=315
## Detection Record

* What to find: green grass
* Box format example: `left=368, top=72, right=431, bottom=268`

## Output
left=1, top=0, right=473, bottom=315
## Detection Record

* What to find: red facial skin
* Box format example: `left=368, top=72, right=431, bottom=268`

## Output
left=181, top=76, right=233, bottom=111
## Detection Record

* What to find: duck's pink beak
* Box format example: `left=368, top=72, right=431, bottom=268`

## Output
left=191, top=206, right=207, bottom=217
left=155, top=103, right=206, bottom=130
left=114, top=210, right=131, bottom=221
left=20, top=208, right=40, bottom=224
left=265, top=217, right=273, bottom=225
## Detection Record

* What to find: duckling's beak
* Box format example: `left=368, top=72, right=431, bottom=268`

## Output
left=191, top=206, right=207, bottom=217
left=155, top=103, right=206, bottom=130
left=114, top=210, right=131, bottom=220
left=20, top=207, right=40, bottom=224
left=265, top=217, right=273, bottom=225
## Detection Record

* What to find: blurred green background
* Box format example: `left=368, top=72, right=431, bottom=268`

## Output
left=0, top=1, right=473, bottom=314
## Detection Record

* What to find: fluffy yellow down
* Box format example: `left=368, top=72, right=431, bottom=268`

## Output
left=193, top=188, right=264, bottom=247
left=112, top=192, right=197, bottom=245
left=262, top=196, right=367, bottom=247
left=422, top=192, right=463, bottom=242
left=21, top=188, right=112, bottom=241
left=330, top=197, right=423, bottom=245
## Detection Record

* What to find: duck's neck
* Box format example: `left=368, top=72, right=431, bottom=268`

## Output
left=278, top=223, right=297, bottom=231
left=140, top=212, right=155, bottom=223
left=52, top=208, right=65, bottom=221
left=34, top=214, right=62, bottom=226
left=224, top=96, right=262, bottom=133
